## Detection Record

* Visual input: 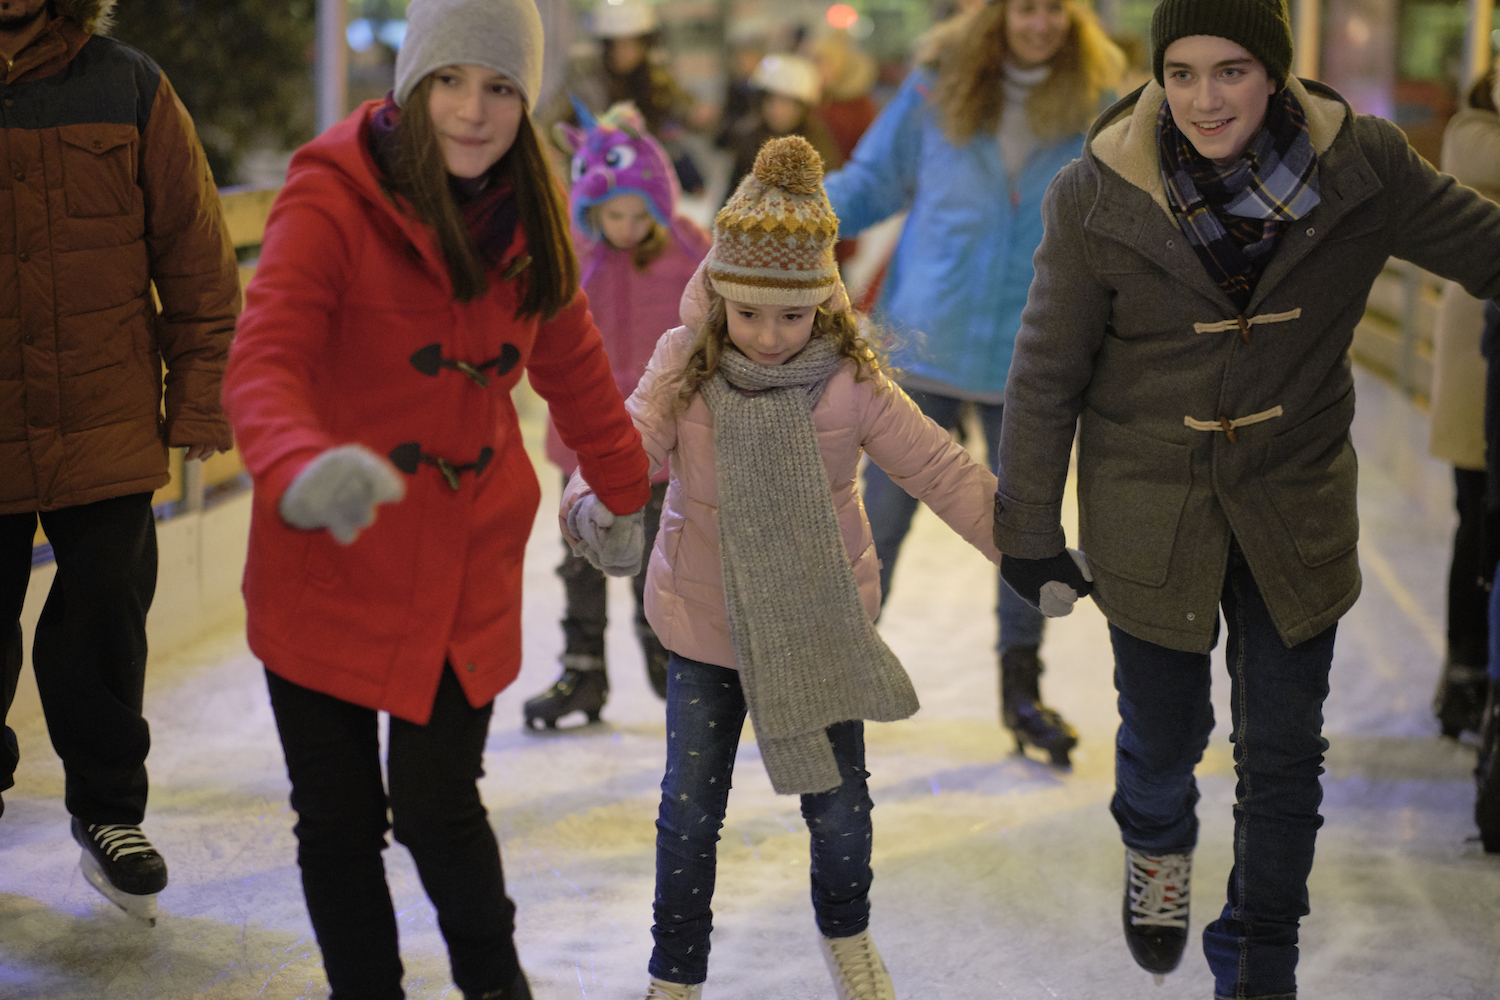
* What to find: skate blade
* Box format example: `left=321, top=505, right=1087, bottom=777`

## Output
left=1153, top=974, right=1165, bottom=986
left=79, top=850, right=159, bottom=926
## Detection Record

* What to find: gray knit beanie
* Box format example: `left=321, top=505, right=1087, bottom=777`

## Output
left=394, top=0, right=545, bottom=109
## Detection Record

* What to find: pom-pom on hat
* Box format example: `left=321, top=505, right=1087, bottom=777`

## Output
left=395, top=0, right=545, bottom=109
left=1151, top=0, right=1293, bottom=90
left=706, top=135, right=840, bottom=307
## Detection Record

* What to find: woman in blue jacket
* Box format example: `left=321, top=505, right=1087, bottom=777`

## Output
left=824, top=0, right=1120, bottom=763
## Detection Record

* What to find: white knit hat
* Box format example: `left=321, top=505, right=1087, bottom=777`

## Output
left=750, top=54, right=821, bottom=105
left=592, top=0, right=657, bottom=38
left=395, top=0, right=545, bottom=109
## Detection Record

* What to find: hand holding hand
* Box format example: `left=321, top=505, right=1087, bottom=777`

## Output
left=566, top=494, right=645, bottom=577
left=279, top=444, right=406, bottom=545
left=1001, top=548, right=1094, bottom=617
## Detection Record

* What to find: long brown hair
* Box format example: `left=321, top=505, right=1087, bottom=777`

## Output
left=927, top=0, right=1122, bottom=146
left=672, top=284, right=889, bottom=413
left=387, top=74, right=580, bottom=318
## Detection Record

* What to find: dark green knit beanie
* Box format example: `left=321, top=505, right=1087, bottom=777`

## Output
left=1151, top=0, right=1293, bottom=89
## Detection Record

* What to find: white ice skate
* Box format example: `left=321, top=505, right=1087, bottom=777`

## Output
left=72, top=818, right=168, bottom=926
left=820, top=929, right=896, bottom=1000
left=644, top=978, right=702, bottom=1000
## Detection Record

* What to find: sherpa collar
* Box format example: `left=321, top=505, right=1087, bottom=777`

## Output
left=1090, top=77, right=1347, bottom=221
left=50, top=0, right=115, bottom=34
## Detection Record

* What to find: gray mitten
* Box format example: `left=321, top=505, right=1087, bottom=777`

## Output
left=280, top=444, right=406, bottom=545
left=566, top=494, right=645, bottom=577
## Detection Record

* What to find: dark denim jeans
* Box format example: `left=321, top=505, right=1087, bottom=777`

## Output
left=861, top=388, right=1043, bottom=651
left=267, top=665, right=520, bottom=1000
left=557, top=480, right=668, bottom=659
left=1109, top=548, right=1334, bottom=1000
left=649, top=653, right=874, bottom=985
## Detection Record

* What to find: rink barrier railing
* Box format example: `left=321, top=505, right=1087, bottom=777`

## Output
left=27, top=190, right=1433, bottom=564
left=31, top=185, right=279, bottom=566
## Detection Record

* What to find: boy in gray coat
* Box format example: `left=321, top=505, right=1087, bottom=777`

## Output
left=993, top=1, right=1500, bottom=996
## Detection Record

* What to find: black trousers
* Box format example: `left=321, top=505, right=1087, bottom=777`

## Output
left=1449, top=467, right=1492, bottom=666
left=0, top=492, right=156, bottom=823
left=266, top=666, right=520, bottom=1000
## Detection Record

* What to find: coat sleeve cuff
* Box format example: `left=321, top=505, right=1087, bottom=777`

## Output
left=991, top=489, right=1066, bottom=559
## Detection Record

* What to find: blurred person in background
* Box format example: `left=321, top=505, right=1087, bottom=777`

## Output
left=807, top=28, right=880, bottom=265
left=0, top=0, right=239, bottom=926
left=716, top=17, right=769, bottom=149
left=525, top=101, right=710, bottom=730
left=724, top=53, right=842, bottom=205
left=1429, top=66, right=1500, bottom=740
left=542, top=0, right=708, bottom=194
left=823, top=0, right=1121, bottom=766
left=1111, top=31, right=1153, bottom=93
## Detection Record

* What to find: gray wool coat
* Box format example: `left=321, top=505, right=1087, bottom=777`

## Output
left=994, top=77, right=1500, bottom=654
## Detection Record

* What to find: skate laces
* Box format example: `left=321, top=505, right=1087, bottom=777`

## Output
left=826, top=931, right=887, bottom=996
left=87, top=824, right=158, bottom=861
left=1126, top=849, right=1191, bottom=928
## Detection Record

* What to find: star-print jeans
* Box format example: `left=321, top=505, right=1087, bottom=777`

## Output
left=649, top=653, right=874, bottom=986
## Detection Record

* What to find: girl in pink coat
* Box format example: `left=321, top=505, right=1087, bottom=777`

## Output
left=525, top=102, right=711, bottom=728
left=562, top=137, right=1009, bottom=1000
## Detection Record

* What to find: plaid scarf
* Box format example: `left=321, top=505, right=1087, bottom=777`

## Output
left=1158, top=87, right=1320, bottom=311
left=367, top=96, right=521, bottom=271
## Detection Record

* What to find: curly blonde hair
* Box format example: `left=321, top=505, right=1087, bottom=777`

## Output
left=926, top=0, right=1123, bottom=146
left=672, top=285, right=890, bottom=413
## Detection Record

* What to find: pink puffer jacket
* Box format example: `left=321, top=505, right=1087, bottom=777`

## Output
left=562, top=289, right=1003, bottom=670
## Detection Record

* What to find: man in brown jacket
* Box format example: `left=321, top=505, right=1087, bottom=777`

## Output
left=0, top=0, right=239, bottom=925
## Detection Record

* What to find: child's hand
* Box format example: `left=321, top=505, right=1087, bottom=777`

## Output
left=1001, top=549, right=1094, bottom=617
left=279, top=444, right=406, bottom=545
left=567, top=495, right=646, bottom=577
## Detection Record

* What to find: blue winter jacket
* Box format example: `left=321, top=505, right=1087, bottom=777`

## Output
left=823, top=67, right=1086, bottom=398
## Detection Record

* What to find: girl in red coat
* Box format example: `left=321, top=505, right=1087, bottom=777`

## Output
left=523, top=101, right=710, bottom=728
left=221, top=0, right=650, bottom=996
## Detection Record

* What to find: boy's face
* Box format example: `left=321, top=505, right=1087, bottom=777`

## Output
left=725, top=299, right=817, bottom=366
left=1162, top=35, right=1277, bottom=166
left=763, top=94, right=807, bottom=135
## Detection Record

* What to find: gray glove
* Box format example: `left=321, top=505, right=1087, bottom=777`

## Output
left=280, top=444, right=406, bottom=545
left=567, top=494, right=645, bottom=577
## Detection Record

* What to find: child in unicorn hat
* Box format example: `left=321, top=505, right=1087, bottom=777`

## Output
left=524, top=101, right=711, bottom=729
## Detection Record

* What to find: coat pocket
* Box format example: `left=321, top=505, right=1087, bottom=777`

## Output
left=1077, top=409, right=1193, bottom=588
left=1261, top=390, right=1359, bottom=568
left=59, top=124, right=139, bottom=219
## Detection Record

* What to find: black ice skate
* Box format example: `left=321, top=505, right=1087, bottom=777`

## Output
left=1476, top=687, right=1500, bottom=853
left=1122, top=847, right=1191, bottom=985
left=1000, top=646, right=1078, bottom=766
left=1434, top=660, right=1489, bottom=738
left=71, top=817, right=168, bottom=926
left=523, top=655, right=608, bottom=729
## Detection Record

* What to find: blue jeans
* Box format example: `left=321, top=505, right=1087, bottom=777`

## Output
left=649, top=653, right=874, bottom=985
left=861, top=388, right=1044, bottom=652
left=1109, top=546, right=1334, bottom=1000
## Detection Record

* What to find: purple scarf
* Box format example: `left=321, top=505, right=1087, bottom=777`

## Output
left=368, top=97, right=521, bottom=270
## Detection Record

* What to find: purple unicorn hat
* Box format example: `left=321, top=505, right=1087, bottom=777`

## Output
left=554, top=99, right=678, bottom=241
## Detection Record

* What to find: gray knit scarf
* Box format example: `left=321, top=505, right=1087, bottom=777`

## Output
left=702, top=337, right=920, bottom=795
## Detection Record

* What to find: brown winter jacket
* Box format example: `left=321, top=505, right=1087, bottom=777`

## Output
left=0, top=0, right=240, bottom=515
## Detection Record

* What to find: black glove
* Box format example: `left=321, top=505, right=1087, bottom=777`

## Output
left=1001, top=549, right=1094, bottom=617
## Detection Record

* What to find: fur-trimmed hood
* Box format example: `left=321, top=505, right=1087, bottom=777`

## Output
left=53, top=0, right=115, bottom=35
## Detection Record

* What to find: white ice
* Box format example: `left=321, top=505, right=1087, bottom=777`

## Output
left=1, top=366, right=1497, bottom=999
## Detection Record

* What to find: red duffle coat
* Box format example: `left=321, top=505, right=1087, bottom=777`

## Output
left=223, top=103, right=651, bottom=723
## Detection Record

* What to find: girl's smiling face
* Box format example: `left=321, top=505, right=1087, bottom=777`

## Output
left=1162, top=35, right=1277, bottom=166
left=427, top=64, right=524, bottom=179
left=725, top=299, right=817, bottom=365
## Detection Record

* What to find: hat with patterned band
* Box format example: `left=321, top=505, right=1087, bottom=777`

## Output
left=706, top=135, right=840, bottom=308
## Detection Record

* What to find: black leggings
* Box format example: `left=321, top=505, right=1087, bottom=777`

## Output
left=266, top=666, right=518, bottom=1000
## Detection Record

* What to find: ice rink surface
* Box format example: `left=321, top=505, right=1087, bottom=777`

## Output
left=2, top=367, right=1498, bottom=999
